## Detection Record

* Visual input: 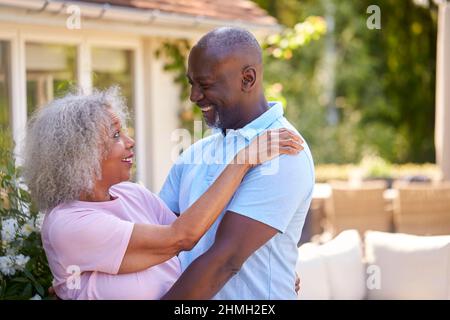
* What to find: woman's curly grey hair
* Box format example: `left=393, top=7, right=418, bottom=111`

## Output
left=22, top=87, right=129, bottom=212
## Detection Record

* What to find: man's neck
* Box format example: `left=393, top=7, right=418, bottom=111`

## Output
left=227, top=97, right=269, bottom=131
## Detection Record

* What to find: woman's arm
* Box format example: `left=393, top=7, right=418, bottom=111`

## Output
left=118, top=128, right=303, bottom=274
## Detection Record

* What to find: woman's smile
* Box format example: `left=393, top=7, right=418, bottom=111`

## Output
left=121, top=154, right=134, bottom=166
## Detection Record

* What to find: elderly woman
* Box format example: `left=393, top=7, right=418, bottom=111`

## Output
left=22, top=88, right=302, bottom=300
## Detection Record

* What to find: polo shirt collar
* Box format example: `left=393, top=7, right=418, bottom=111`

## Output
left=213, top=101, right=284, bottom=141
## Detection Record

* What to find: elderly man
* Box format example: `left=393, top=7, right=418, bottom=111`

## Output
left=160, top=27, right=315, bottom=300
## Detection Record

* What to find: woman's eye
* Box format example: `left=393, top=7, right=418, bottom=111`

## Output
left=113, top=131, right=120, bottom=139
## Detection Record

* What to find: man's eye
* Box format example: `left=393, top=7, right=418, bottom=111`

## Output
left=113, top=131, right=120, bottom=138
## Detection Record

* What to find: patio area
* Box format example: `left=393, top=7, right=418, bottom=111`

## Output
left=302, top=180, right=450, bottom=244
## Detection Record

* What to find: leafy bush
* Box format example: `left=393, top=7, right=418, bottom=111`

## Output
left=0, top=150, right=52, bottom=300
left=255, top=0, right=438, bottom=164
left=315, top=159, right=440, bottom=183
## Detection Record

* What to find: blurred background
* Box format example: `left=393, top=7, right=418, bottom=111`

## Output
left=0, top=0, right=449, bottom=299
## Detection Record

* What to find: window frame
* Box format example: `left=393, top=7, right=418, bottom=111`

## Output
left=0, top=26, right=144, bottom=182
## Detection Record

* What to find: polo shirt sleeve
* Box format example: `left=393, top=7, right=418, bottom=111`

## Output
left=226, top=151, right=314, bottom=233
left=49, top=210, right=134, bottom=275
left=159, top=159, right=183, bottom=214
left=133, top=183, right=178, bottom=225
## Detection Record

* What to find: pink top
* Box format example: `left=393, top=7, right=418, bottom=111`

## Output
left=41, top=182, right=181, bottom=300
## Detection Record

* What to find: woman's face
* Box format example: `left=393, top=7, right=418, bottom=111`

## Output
left=99, top=109, right=135, bottom=187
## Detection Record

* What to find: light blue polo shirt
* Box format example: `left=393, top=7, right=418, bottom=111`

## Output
left=159, top=102, right=315, bottom=299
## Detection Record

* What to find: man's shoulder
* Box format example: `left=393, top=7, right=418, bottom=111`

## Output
left=268, top=116, right=299, bottom=133
left=253, top=150, right=314, bottom=186
left=266, top=118, right=314, bottom=168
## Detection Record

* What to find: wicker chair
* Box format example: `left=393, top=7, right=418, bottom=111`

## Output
left=392, top=182, right=450, bottom=235
left=324, top=181, right=392, bottom=236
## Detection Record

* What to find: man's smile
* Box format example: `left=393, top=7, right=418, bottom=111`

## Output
left=198, top=104, right=219, bottom=127
left=199, top=105, right=214, bottom=112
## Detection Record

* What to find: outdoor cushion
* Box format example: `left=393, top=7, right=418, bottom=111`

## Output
left=318, top=230, right=366, bottom=299
left=365, top=231, right=450, bottom=299
left=296, top=243, right=331, bottom=300
left=296, top=230, right=366, bottom=300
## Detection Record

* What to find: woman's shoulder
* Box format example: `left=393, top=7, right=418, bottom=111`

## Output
left=110, top=182, right=175, bottom=224
left=43, top=203, right=106, bottom=243
left=46, top=202, right=99, bottom=222
left=110, top=182, right=167, bottom=212
left=110, top=181, right=155, bottom=200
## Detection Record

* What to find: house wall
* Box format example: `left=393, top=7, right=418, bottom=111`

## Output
left=142, top=38, right=183, bottom=192
left=0, top=19, right=183, bottom=192
left=0, top=5, right=277, bottom=193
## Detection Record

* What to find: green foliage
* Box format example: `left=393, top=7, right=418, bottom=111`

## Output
left=0, top=150, right=52, bottom=300
left=155, top=25, right=326, bottom=135
left=154, top=1, right=437, bottom=165
left=155, top=40, right=191, bottom=102
left=0, top=130, right=13, bottom=168
left=155, top=40, right=207, bottom=134
left=264, top=16, right=327, bottom=60
left=315, top=161, right=439, bottom=183
left=254, top=0, right=438, bottom=164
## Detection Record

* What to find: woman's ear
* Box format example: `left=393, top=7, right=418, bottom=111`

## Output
left=241, top=66, right=257, bottom=92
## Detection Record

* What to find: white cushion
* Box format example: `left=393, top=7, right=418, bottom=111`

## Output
left=365, top=231, right=450, bottom=300
left=319, top=230, right=366, bottom=299
left=296, top=243, right=331, bottom=300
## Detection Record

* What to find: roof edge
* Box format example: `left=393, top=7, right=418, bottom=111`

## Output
left=0, top=0, right=282, bottom=34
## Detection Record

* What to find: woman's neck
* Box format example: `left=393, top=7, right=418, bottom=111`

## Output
left=79, top=185, right=113, bottom=202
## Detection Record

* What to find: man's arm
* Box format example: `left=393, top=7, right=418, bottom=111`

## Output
left=162, top=146, right=313, bottom=299
left=161, top=210, right=278, bottom=300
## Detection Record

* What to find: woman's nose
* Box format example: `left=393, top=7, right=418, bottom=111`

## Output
left=126, top=135, right=135, bottom=149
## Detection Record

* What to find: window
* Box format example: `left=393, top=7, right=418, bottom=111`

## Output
left=0, top=40, right=12, bottom=158
left=92, top=47, right=136, bottom=179
left=26, top=43, right=77, bottom=116
left=92, top=47, right=135, bottom=137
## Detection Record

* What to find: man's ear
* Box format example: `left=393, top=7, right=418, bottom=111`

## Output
left=241, top=66, right=256, bottom=92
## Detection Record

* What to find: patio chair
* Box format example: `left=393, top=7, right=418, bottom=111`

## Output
left=324, top=180, right=392, bottom=236
left=393, top=182, right=450, bottom=235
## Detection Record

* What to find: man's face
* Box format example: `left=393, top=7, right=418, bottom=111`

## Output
left=187, top=46, right=243, bottom=129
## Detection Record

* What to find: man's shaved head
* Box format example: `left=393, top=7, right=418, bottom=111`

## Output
left=195, top=27, right=262, bottom=64
left=187, top=27, right=267, bottom=130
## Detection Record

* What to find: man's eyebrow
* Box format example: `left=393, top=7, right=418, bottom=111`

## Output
left=186, top=74, right=214, bottom=82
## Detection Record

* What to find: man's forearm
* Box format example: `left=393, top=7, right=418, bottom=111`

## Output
left=162, top=250, right=237, bottom=300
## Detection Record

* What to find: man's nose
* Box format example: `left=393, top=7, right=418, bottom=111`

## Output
left=189, top=84, right=204, bottom=103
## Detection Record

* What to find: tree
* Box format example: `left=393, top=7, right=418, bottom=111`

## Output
left=254, top=0, right=438, bottom=164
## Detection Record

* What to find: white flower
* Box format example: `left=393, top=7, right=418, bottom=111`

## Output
left=34, top=213, right=45, bottom=231
left=21, top=202, right=31, bottom=216
left=1, top=218, right=18, bottom=243
left=20, top=221, right=35, bottom=238
left=4, top=242, right=18, bottom=256
left=0, top=255, right=16, bottom=276
left=14, top=254, right=30, bottom=271
left=30, top=294, right=42, bottom=300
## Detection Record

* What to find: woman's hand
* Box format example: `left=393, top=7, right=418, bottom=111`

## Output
left=234, top=128, right=304, bottom=167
